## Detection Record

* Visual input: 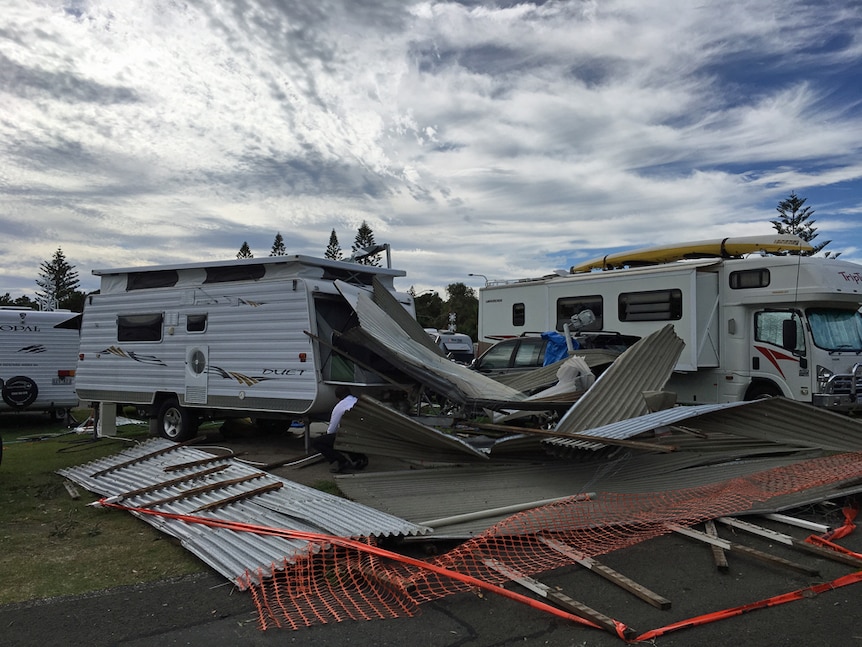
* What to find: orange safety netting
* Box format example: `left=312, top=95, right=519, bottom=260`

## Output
left=242, top=451, right=862, bottom=639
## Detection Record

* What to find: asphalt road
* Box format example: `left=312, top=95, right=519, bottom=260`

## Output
left=3, top=424, right=862, bottom=647
left=2, top=530, right=862, bottom=647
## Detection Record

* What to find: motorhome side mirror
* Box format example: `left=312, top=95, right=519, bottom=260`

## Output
left=781, top=318, right=798, bottom=351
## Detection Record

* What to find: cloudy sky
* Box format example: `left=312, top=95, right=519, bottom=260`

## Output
left=2, top=0, right=862, bottom=299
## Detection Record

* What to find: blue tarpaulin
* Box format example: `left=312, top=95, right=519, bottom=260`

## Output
left=541, top=331, right=576, bottom=365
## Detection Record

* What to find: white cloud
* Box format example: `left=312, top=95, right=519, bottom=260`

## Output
left=1, top=0, right=861, bottom=300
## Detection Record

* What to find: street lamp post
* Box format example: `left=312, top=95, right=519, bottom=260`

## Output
left=468, top=273, right=489, bottom=286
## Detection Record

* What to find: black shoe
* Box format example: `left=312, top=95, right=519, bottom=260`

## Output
left=330, top=462, right=352, bottom=474
left=353, top=456, right=368, bottom=470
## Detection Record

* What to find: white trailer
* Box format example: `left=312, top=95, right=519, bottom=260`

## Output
left=477, top=237, right=862, bottom=410
left=75, top=255, right=416, bottom=440
left=0, top=307, right=80, bottom=418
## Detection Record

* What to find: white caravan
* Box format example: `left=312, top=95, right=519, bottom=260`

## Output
left=477, top=236, right=862, bottom=410
left=75, top=255, right=415, bottom=440
left=424, top=329, right=476, bottom=364
left=0, top=307, right=80, bottom=418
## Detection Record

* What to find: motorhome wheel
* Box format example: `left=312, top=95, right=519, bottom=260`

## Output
left=745, top=382, right=782, bottom=400
left=156, top=398, right=198, bottom=441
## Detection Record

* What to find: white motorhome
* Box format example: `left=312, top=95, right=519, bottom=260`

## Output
left=76, top=255, right=416, bottom=440
left=477, top=236, right=862, bottom=410
left=0, top=307, right=80, bottom=418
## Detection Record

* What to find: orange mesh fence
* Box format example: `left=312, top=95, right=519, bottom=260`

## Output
left=102, top=451, right=862, bottom=640
left=244, top=451, right=862, bottom=638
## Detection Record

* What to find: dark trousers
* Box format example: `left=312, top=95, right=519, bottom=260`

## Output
left=311, top=433, right=365, bottom=467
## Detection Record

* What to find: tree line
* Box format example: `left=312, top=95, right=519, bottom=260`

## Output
left=237, top=220, right=384, bottom=266
left=0, top=193, right=836, bottom=320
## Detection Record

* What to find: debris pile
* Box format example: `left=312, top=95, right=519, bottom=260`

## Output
left=59, top=290, right=862, bottom=642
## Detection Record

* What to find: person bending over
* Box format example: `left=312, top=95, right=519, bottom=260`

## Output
left=311, top=386, right=368, bottom=473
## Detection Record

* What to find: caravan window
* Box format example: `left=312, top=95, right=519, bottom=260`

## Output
left=730, top=269, right=770, bottom=289
left=126, top=270, right=179, bottom=291
left=117, top=313, right=163, bottom=342
left=204, top=265, right=265, bottom=283
left=186, top=313, right=208, bottom=333
left=618, top=289, right=682, bottom=322
left=512, top=303, right=525, bottom=327
left=556, top=296, right=603, bottom=331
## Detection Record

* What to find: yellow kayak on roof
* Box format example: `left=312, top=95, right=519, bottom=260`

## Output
left=570, top=235, right=814, bottom=273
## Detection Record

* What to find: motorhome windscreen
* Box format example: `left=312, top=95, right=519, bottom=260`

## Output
left=807, top=308, right=862, bottom=351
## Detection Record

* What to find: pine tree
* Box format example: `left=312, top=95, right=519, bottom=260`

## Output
left=325, top=229, right=343, bottom=260
left=35, top=247, right=80, bottom=310
left=237, top=242, right=253, bottom=259
left=269, top=232, right=286, bottom=256
left=444, top=282, right=479, bottom=340
left=351, top=221, right=380, bottom=266
left=771, top=192, right=835, bottom=256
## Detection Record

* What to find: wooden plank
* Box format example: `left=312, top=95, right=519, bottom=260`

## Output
left=139, top=473, right=269, bottom=508
left=539, top=536, right=671, bottom=610
left=761, top=513, right=830, bottom=534
left=472, top=422, right=677, bottom=453
left=717, top=517, right=862, bottom=569
left=63, top=480, right=80, bottom=500
left=704, top=519, right=729, bottom=572
left=90, top=437, right=203, bottom=477
left=162, top=451, right=244, bottom=471
left=102, top=465, right=230, bottom=503
left=483, top=559, right=634, bottom=639
left=192, top=482, right=283, bottom=512
left=666, top=523, right=819, bottom=576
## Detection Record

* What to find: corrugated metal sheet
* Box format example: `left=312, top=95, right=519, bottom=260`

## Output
left=58, top=439, right=429, bottom=587
left=671, top=396, right=862, bottom=452
left=548, top=400, right=752, bottom=451
left=371, top=276, right=444, bottom=356
left=336, top=395, right=490, bottom=463
left=550, top=324, right=685, bottom=451
left=336, top=398, right=862, bottom=538
left=351, top=289, right=525, bottom=402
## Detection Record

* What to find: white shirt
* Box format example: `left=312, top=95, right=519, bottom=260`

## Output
left=326, top=395, right=358, bottom=434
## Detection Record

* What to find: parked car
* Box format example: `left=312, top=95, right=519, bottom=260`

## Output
left=471, top=331, right=640, bottom=377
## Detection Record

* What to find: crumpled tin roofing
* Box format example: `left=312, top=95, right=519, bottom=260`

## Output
left=351, top=288, right=525, bottom=402
left=336, top=397, right=862, bottom=538
left=337, top=395, right=490, bottom=463
left=549, top=324, right=685, bottom=452
left=58, top=438, right=429, bottom=587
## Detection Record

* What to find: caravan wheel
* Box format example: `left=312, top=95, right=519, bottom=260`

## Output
left=156, top=398, right=198, bottom=442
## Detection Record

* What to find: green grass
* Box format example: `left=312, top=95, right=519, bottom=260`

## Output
left=0, top=411, right=205, bottom=605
